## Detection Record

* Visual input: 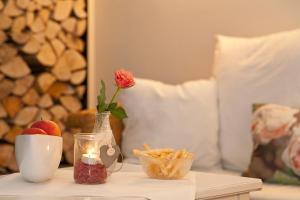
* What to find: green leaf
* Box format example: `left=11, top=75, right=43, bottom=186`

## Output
left=97, top=80, right=107, bottom=112
left=98, top=102, right=107, bottom=113
left=99, top=80, right=106, bottom=102
left=110, top=106, right=128, bottom=119
left=108, top=102, right=117, bottom=110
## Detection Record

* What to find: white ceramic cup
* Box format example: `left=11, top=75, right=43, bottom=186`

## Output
left=15, top=134, right=63, bottom=183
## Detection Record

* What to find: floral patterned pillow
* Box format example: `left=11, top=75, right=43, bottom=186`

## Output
left=243, top=103, right=300, bottom=185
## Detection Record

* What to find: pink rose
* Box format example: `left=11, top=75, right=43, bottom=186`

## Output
left=252, top=104, right=298, bottom=145
left=282, top=129, right=300, bottom=176
left=114, top=69, right=135, bottom=88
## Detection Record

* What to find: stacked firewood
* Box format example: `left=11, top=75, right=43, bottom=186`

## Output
left=0, top=0, right=87, bottom=173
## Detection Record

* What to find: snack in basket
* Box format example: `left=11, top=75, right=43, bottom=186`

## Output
left=133, top=144, right=193, bottom=179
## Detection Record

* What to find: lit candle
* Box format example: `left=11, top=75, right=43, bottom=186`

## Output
left=81, top=153, right=99, bottom=165
left=81, top=148, right=100, bottom=165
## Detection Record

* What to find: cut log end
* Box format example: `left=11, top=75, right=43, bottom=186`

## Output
left=0, top=1, right=4, bottom=11
left=70, top=70, right=86, bottom=85
left=0, top=14, right=12, bottom=30
left=11, top=15, right=26, bottom=33
left=12, top=75, right=35, bottom=96
left=39, top=8, right=50, bottom=24
left=0, top=79, right=15, bottom=100
left=65, top=49, right=87, bottom=71
left=47, top=82, right=73, bottom=99
left=50, top=38, right=65, bottom=57
left=37, top=43, right=56, bottom=67
left=75, top=19, right=87, bottom=37
left=45, top=20, right=61, bottom=40
left=4, top=126, right=22, bottom=144
left=53, top=0, right=73, bottom=21
left=37, top=72, right=56, bottom=93
left=0, top=120, right=10, bottom=138
left=22, top=37, right=40, bottom=54
left=38, top=94, right=53, bottom=108
left=0, top=44, right=17, bottom=65
left=35, top=109, right=52, bottom=121
left=73, top=0, right=87, bottom=19
left=76, top=85, right=86, bottom=98
left=62, top=17, right=77, bottom=33
left=22, top=88, right=40, bottom=106
left=14, top=106, right=39, bottom=126
left=16, top=0, right=30, bottom=10
left=50, top=105, right=68, bottom=120
left=11, top=32, right=31, bottom=44
left=2, top=96, right=23, bottom=118
left=0, top=31, right=7, bottom=45
left=0, top=103, right=7, bottom=118
left=52, top=56, right=71, bottom=81
left=0, top=144, right=14, bottom=168
left=60, top=95, right=82, bottom=113
left=4, top=0, right=24, bottom=17
left=0, top=56, right=30, bottom=79
left=30, top=17, right=45, bottom=33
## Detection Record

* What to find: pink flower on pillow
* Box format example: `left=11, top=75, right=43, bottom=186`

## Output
left=252, top=104, right=298, bottom=145
left=282, top=129, right=300, bottom=176
left=114, top=69, right=135, bottom=88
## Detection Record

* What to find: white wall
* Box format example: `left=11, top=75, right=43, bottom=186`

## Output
left=89, top=0, right=300, bottom=107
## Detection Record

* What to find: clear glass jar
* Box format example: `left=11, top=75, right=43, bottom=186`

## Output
left=73, top=112, right=120, bottom=184
left=73, top=133, right=108, bottom=184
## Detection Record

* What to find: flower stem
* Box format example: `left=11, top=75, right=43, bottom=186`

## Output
left=108, top=87, right=121, bottom=106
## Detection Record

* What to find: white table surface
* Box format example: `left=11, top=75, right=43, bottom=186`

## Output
left=0, top=163, right=262, bottom=200
left=0, top=165, right=196, bottom=200
left=122, top=164, right=262, bottom=199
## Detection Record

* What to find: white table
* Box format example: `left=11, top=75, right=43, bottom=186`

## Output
left=194, top=172, right=262, bottom=200
left=118, top=164, right=262, bottom=200
left=0, top=164, right=262, bottom=200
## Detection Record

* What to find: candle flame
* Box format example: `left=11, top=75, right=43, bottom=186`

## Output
left=87, top=148, right=95, bottom=155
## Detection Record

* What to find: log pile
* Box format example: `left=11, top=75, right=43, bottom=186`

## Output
left=0, top=0, right=87, bottom=173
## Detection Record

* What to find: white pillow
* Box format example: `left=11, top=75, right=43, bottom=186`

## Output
left=214, top=29, right=300, bottom=171
left=120, top=78, right=220, bottom=170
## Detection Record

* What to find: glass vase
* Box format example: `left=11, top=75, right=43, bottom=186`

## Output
left=92, top=111, right=119, bottom=175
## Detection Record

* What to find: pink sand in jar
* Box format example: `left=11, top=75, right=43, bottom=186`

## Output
left=74, top=160, right=107, bottom=184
